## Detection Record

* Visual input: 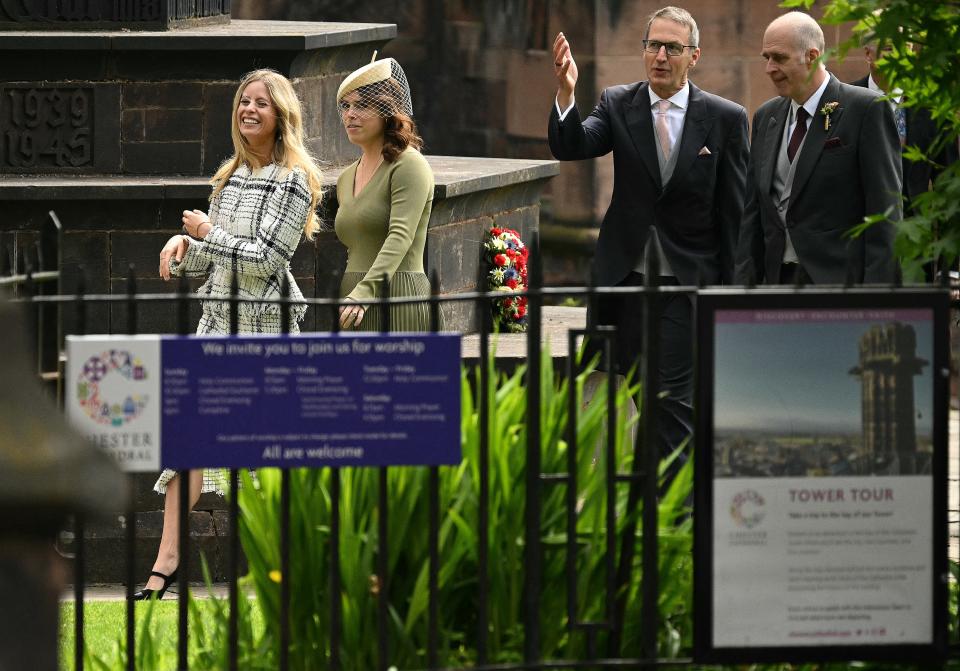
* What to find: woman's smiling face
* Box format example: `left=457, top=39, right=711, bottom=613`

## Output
left=237, top=80, right=278, bottom=145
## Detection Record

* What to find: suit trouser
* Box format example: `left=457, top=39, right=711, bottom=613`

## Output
left=588, top=272, right=693, bottom=481
left=778, top=262, right=813, bottom=285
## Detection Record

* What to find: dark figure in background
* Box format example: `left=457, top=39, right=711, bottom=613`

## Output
left=548, top=5, right=749, bottom=467
left=851, top=40, right=959, bottom=279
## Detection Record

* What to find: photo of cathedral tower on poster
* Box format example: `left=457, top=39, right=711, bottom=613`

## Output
left=713, top=309, right=934, bottom=478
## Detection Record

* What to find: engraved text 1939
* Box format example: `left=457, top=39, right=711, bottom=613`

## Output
left=1, top=87, right=92, bottom=169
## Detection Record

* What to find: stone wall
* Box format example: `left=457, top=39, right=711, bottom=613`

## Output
left=1, top=155, right=555, bottom=339
left=2, top=17, right=559, bottom=583
left=0, top=23, right=395, bottom=176
left=1, top=21, right=560, bottom=336
left=1, top=183, right=319, bottom=336
left=1, top=157, right=555, bottom=582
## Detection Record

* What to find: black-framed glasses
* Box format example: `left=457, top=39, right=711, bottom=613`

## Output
left=643, top=39, right=695, bottom=57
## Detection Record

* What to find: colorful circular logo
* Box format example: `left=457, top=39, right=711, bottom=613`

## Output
left=75, top=350, right=149, bottom=426
left=730, top=489, right=766, bottom=528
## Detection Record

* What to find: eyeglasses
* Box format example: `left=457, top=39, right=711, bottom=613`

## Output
left=643, top=40, right=695, bottom=57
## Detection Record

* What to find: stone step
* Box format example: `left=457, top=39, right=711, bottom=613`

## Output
left=61, top=584, right=249, bottom=601
left=62, top=509, right=243, bottom=584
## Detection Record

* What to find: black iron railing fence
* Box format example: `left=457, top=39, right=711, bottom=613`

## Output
left=3, top=220, right=960, bottom=670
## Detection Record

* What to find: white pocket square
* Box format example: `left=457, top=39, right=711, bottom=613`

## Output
left=698, top=146, right=712, bottom=156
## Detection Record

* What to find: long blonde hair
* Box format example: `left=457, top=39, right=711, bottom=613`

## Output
left=211, top=69, right=324, bottom=239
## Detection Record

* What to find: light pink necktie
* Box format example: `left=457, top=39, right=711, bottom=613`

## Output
left=655, top=99, right=672, bottom=159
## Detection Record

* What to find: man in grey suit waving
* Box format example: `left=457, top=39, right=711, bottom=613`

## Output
left=735, top=11, right=902, bottom=285
left=549, top=6, right=749, bottom=464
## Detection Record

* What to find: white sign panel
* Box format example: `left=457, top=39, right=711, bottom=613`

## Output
left=66, top=335, right=161, bottom=472
left=65, top=333, right=462, bottom=472
left=713, top=475, right=932, bottom=647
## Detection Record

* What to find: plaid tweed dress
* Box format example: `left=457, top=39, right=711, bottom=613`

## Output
left=154, top=162, right=311, bottom=495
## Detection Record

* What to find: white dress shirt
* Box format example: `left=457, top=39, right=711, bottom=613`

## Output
left=556, top=95, right=576, bottom=121
left=867, top=73, right=902, bottom=105
left=779, top=72, right=831, bottom=265
left=788, top=71, right=832, bottom=140
left=554, top=81, right=692, bottom=133
left=648, top=82, right=690, bottom=150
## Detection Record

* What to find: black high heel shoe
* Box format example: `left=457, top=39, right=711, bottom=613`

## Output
left=131, top=569, right=178, bottom=601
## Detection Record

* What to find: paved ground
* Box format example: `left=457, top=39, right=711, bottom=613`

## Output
left=461, top=305, right=586, bottom=360
left=62, top=584, right=243, bottom=601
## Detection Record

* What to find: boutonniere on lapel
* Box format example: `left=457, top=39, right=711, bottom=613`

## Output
left=820, top=101, right=839, bottom=131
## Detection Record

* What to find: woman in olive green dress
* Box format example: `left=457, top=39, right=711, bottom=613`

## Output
left=334, top=57, right=436, bottom=331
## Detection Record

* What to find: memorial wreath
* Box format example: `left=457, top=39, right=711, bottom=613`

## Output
left=483, top=226, right=529, bottom=333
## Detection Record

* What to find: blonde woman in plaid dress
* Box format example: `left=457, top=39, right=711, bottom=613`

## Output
left=134, top=69, right=323, bottom=600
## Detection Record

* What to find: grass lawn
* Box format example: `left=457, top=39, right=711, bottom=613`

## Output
left=59, top=597, right=265, bottom=670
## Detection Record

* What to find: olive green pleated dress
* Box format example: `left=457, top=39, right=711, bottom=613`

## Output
left=335, top=147, right=439, bottom=331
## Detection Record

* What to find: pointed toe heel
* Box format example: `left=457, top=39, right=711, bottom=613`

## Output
left=130, top=569, right=179, bottom=601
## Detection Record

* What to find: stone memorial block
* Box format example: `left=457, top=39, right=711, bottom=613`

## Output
left=0, top=83, right=120, bottom=173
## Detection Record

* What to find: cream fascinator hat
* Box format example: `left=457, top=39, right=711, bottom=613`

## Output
left=336, top=52, right=413, bottom=118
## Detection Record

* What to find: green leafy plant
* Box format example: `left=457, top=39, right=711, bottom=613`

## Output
left=235, top=344, right=695, bottom=668
left=61, top=345, right=698, bottom=669
left=60, top=557, right=267, bottom=670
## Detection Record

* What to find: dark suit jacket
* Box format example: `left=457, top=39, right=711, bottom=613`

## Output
left=735, top=75, right=902, bottom=285
left=851, top=75, right=959, bottom=211
left=548, top=81, right=749, bottom=287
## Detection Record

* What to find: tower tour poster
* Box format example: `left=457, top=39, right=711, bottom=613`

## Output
left=694, top=290, right=949, bottom=664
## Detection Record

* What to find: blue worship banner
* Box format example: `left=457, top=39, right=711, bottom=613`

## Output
left=160, top=333, right=461, bottom=468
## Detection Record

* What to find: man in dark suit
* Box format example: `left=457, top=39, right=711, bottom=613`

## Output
left=852, top=42, right=958, bottom=271
left=735, top=12, right=902, bottom=286
left=549, top=6, right=749, bottom=461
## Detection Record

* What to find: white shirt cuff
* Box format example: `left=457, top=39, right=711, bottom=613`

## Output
left=555, top=96, right=576, bottom=122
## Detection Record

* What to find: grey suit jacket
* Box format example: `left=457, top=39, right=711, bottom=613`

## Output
left=735, top=75, right=902, bottom=284
left=549, top=81, right=749, bottom=287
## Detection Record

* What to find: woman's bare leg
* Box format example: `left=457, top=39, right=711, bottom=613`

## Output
left=144, top=470, right=203, bottom=590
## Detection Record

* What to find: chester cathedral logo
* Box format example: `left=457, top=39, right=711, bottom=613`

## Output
left=730, top=489, right=766, bottom=529
left=75, top=349, right=149, bottom=426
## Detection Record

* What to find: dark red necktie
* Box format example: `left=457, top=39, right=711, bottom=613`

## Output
left=786, top=107, right=809, bottom=163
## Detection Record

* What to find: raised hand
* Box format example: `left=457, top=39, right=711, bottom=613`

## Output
left=553, top=32, right=579, bottom=109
